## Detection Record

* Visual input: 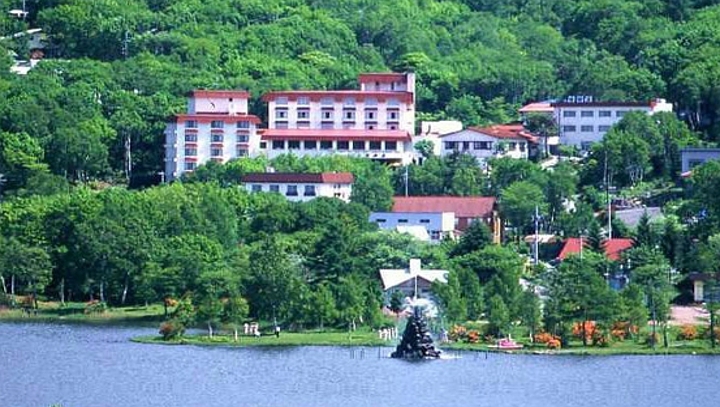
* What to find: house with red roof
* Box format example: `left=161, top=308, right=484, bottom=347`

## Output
left=389, top=196, right=501, bottom=243
left=439, top=124, right=538, bottom=161
left=260, top=72, right=416, bottom=166
left=556, top=237, right=634, bottom=262
left=241, top=172, right=354, bottom=203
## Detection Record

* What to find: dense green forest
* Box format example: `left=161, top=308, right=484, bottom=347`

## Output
left=2, top=1, right=720, bottom=343
left=1, top=0, right=720, bottom=187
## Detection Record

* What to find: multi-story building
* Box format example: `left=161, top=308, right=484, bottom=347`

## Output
left=439, top=124, right=537, bottom=161
left=240, top=172, right=354, bottom=203
left=680, top=148, right=720, bottom=174
left=260, top=72, right=416, bottom=165
left=369, top=212, right=456, bottom=242
left=164, top=90, right=262, bottom=181
left=551, top=98, right=673, bottom=150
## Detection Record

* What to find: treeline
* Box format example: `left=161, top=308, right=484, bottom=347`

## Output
left=2, top=1, right=720, bottom=192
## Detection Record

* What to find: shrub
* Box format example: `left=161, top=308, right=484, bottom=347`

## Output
left=677, top=324, right=698, bottom=341
left=159, top=320, right=185, bottom=340
left=534, top=332, right=555, bottom=344
left=84, top=300, right=107, bottom=314
left=466, top=330, right=480, bottom=344
left=547, top=338, right=561, bottom=349
left=448, top=325, right=467, bottom=342
left=572, top=321, right=597, bottom=343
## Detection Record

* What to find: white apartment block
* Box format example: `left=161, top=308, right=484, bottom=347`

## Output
left=552, top=98, right=673, bottom=150
left=439, top=125, right=537, bottom=161
left=164, top=90, right=262, bottom=181
left=241, top=172, right=354, bottom=203
left=369, top=212, right=456, bottom=242
left=260, top=72, right=416, bottom=165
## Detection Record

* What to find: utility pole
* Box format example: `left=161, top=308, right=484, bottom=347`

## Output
left=404, top=165, right=409, bottom=197
left=533, top=205, right=540, bottom=266
left=604, top=150, right=612, bottom=240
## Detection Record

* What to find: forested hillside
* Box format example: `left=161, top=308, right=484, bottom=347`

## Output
left=1, top=0, right=720, bottom=189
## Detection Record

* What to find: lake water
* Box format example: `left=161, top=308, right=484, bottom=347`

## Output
left=2, top=322, right=720, bottom=407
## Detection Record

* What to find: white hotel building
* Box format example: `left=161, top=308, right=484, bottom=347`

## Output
left=164, top=90, right=262, bottom=181
left=551, top=98, right=673, bottom=150
left=260, top=72, right=416, bottom=165
left=241, top=172, right=354, bottom=203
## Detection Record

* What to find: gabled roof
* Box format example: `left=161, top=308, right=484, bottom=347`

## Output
left=519, top=102, right=553, bottom=113
left=439, top=124, right=538, bottom=143
left=260, top=128, right=411, bottom=141
left=379, top=268, right=448, bottom=291
left=241, top=172, right=354, bottom=184
left=190, top=90, right=250, bottom=99
left=557, top=238, right=634, bottom=261
left=392, top=196, right=496, bottom=219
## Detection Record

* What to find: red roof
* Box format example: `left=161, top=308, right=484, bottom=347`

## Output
left=551, top=101, right=650, bottom=108
left=466, top=124, right=539, bottom=143
left=519, top=102, right=553, bottom=113
left=358, top=72, right=408, bottom=83
left=175, top=114, right=261, bottom=124
left=261, top=91, right=413, bottom=104
left=261, top=129, right=411, bottom=142
left=241, top=172, right=354, bottom=184
left=391, top=196, right=496, bottom=219
left=557, top=238, right=634, bottom=261
left=191, top=90, right=250, bottom=99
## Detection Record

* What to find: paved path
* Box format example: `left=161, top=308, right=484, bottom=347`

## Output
left=670, top=305, right=708, bottom=326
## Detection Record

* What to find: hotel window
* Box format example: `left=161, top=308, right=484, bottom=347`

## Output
left=365, top=124, right=375, bottom=130
left=322, top=111, right=333, bottom=120
left=211, top=148, right=223, bottom=157
left=420, top=219, right=430, bottom=224
left=519, top=143, right=526, bottom=152
left=344, top=110, right=355, bottom=120
left=389, top=125, right=397, bottom=130
left=365, top=110, right=376, bottom=121
left=288, top=140, right=300, bottom=150
left=297, top=110, right=309, bottom=119
left=385, top=141, right=397, bottom=150
left=462, top=141, right=470, bottom=150
left=272, top=140, right=285, bottom=150
left=320, top=97, right=334, bottom=106
left=275, top=109, right=288, bottom=119
left=431, top=231, right=441, bottom=240
left=369, top=141, right=381, bottom=150
left=508, top=142, right=517, bottom=150
left=297, top=96, right=309, bottom=105
left=398, top=219, right=408, bottom=223
left=581, top=125, right=594, bottom=132
left=321, top=123, right=334, bottom=129
left=616, top=111, right=626, bottom=117
left=184, top=134, right=197, bottom=142
left=563, top=111, right=576, bottom=118
left=259, top=142, right=267, bottom=149
left=275, top=122, right=288, bottom=129
left=184, top=162, right=196, bottom=171
left=474, top=141, right=492, bottom=150
left=320, top=141, right=333, bottom=149
left=269, top=185, right=280, bottom=193
left=286, top=185, right=298, bottom=196
left=184, top=148, right=197, bottom=156
left=375, top=218, right=386, bottom=223
left=237, top=121, right=250, bottom=129
left=211, top=120, right=224, bottom=129
left=599, top=125, right=611, bottom=132
left=365, top=98, right=378, bottom=106
left=580, top=141, right=593, bottom=151
left=304, top=140, right=317, bottom=149
left=236, top=148, right=248, bottom=157
left=236, top=134, right=248, bottom=142
left=599, top=110, right=612, bottom=117
left=580, top=111, right=594, bottom=118
left=337, top=141, right=350, bottom=150
left=251, top=184, right=262, bottom=192
left=304, top=185, right=316, bottom=196
left=184, top=120, right=198, bottom=128
left=387, top=98, right=399, bottom=106
left=344, top=98, right=355, bottom=106
left=388, top=111, right=399, bottom=120
left=275, top=97, right=288, bottom=105
left=562, top=125, right=576, bottom=132
left=352, top=141, right=365, bottom=151
left=211, top=134, right=224, bottom=142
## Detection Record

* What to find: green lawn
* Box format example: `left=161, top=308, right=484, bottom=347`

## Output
left=133, top=329, right=390, bottom=348
left=0, top=301, right=165, bottom=326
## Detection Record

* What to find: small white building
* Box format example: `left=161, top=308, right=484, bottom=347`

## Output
left=414, top=120, right=464, bottom=157
left=680, top=148, right=720, bottom=174
left=439, top=124, right=538, bottom=161
left=379, top=259, right=448, bottom=300
left=241, top=172, right=354, bottom=203
left=551, top=98, right=673, bottom=150
left=369, top=212, right=455, bottom=242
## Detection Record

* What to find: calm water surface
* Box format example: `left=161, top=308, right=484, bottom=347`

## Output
left=2, top=322, right=720, bottom=407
